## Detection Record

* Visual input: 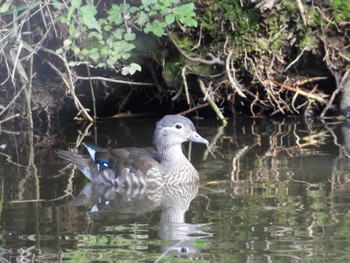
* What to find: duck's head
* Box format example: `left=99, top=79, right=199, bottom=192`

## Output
left=154, top=115, right=208, bottom=151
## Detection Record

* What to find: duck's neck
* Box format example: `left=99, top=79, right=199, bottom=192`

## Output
left=158, top=144, right=186, bottom=164
left=157, top=143, right=199, bottom=184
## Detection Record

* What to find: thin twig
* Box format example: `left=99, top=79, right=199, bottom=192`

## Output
left=321, top=68, right=350, bottom=118
left=226, top=50, right=246, bottom=98
left=0, top=83, right=27, bottom=117
left=178, top=102, right=209, bottom=115
left=76, top=76, right=155, bottom=86
left=43, top=58, right=93, bottom=121
left=0, top=113, right=20, bottom=124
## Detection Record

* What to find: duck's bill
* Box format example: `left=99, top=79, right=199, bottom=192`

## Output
left=188, top=132, right=209, bottom=145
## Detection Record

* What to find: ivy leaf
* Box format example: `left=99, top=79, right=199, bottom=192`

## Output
left=89, top=48, right=100, bottom=62
left=124, top=32, right=136, bottom=41
left=129, top=6, right=139, bottom=13
left=79, top=5, right=101, bottom=31
left=137, top=11, right=148, bottom=26
left=152, top=26, right=165, bottom=37
left=180, top=17, right=198, bottom=27
left=186, top=18, right=198, bottom=27
left=122, top=63, right=142, bottom=75
left=165, top=14, right=175, bottom=25
left=173, top=3, right=195, bottom=16
left=106, top=57, right=117, bottom=67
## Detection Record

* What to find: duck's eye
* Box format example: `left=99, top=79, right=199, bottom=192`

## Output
left=174, top=123, right=183, bottom=129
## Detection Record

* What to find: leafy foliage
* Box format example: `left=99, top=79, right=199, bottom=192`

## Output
left=54, top=0, right=197, bottom=73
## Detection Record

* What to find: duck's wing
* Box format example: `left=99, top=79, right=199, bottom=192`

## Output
left=108, top=147, right=163, bottom=187
left=57, top=146, right=162, bottom=187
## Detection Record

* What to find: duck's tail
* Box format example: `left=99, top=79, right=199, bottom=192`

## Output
left=57, top=149, right=99, bottom=183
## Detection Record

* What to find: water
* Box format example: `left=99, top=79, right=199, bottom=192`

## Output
left=1, top=117, right=350, bottom=262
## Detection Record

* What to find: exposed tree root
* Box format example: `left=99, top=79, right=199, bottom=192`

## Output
left=167, top=31, right=224, bottom=65
left=226, top=50, right=246, bottom=98
left=271, top=80, right=328, bottom=104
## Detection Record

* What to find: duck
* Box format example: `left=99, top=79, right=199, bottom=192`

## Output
left=57, top=115, right=208, bottom=186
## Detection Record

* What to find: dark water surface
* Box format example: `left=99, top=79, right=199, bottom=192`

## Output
left=1, top=117, right=350, bottom=262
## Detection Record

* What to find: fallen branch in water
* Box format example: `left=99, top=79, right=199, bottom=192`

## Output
left=198, top=79, right=227, bottom=125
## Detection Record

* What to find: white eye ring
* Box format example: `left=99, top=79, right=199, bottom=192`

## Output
left=174, top=123, right=183, bottom=129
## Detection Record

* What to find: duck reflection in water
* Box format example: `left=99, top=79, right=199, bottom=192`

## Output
left=57, top=115, right=211, bottom=256
left=69, top=181, right=211, bottom=257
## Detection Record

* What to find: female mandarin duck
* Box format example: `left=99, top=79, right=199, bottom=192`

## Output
left=57, top=115, right=208, bottom=186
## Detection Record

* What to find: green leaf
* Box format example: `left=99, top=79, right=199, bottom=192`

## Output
left=0, top=2, right=11, bottom=13
left=173, top=3, right=195, bottom=16
left=179, top=16, right=198, bottom=27
left=152, top=26, right=165, bottom=37
left=137, top=11, right=148, bottom=26
left=73, top=47, right=80, bottom=55
left=66, top=6, right=74, bottom=22
left=144, top=23, right=151, bottom=34
left=160, top=0, right=171, bottom=7
left=56, top=47, right=63, bottom=54
left=107, top=57, right=117, bottom=67
left=124, top=32, right=136, bottom=41
left=129, top=6, right=139, bottom=13
left=89, top=48, right=100, bottom=62
left=141, top=0, right=157, bottom=7
left=88, top=31, right=102, bottom=40
left=165, top=14, right=175, bottom=25
left=79, top=5, right=101, bottom=31
left=71, top=0, right=82, bottom=8
left=69, top=24, right=76, bottom=36
left=63, top=39, right=72, bottom=47
left=122, top=63, right=142, bottom=75
left=104, top=24, right=112, bottom=31
left=186, top=18, right=197, bottom=27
